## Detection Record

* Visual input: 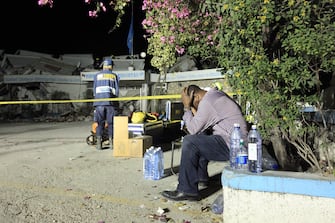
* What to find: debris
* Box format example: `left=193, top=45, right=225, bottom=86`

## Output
left=178, top=205, right=190, bottom=211
left=157, top=207, right=165, bottom=215
left=83, top=196, right=91, bottom=200
left=175, top=202, right=187, bottom=207
left=201, top=205, right=210, bottom=212
left=148, top=214, right=168, bottom=222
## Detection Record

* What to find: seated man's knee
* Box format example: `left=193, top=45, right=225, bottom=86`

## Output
left=182, top=135, right=197, bottom=150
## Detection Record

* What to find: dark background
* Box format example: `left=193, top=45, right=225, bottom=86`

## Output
left=0, top=0, right=147, bottom=57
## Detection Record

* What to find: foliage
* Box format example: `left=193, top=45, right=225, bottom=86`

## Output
left=141, top=0, right=335, bottom=173
left=204, top=0, right=335, bottom=173
left=141, top=0, right=222, bottom=73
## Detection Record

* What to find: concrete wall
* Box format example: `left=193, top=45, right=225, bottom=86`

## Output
left=221, top=167, right=335, bottom=223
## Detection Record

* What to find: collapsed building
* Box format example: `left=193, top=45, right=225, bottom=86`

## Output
left=0, top=50, right=148, bottom=121
left=0, top=49, right=228, bottom=122
left=2, top=49, right=333, bottom=123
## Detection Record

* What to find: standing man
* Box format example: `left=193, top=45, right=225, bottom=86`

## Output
left=93, top=58, right=120, bottom=150
left=161, top=85, right=248, bottom=201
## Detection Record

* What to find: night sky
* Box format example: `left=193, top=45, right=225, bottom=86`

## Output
left=0, top=0, right=147, bottom=57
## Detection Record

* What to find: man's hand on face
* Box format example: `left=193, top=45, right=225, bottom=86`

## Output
left=181, top=87, right=194, bottom=109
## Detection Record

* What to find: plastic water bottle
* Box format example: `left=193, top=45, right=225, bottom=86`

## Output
left=262, top=149, right=279, bottom=170
left=152, top=147, right=164, bottom=180
left=247, top=125, right=262, bottom=173
left=144, top=146, right=164, bottom=180
left=143, top=147, right=154, bottom=179
left=236, top=139, right=248, bottom=170
left=152, top=149, right=159, bottom=180
left=230, top=123, right=241, bottom=169
left=211, top=194, right=224, bottom=214
left=157, top=147, right=164, bottom=178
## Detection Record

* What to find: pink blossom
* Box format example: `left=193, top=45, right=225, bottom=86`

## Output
left=160, top=36, right=166, bottom=43
left=176, top=46, right=185, bottom=55
left=89, top=10, right=98, bottom=18
left=169, top=36, right=175, bottom=44
left=38, top=0, right=53, bottom=7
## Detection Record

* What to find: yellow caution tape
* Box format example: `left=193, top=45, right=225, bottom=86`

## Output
left=0, top=92, right=237, bottom=105
left=0, top=94, right=181, bottom=105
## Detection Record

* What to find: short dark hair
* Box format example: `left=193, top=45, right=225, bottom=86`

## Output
left=186, top=85, right=201, bottom=96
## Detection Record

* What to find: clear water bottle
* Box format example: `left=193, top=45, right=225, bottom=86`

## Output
left=236, top=139, right=248, bottom=170
left=247, top=125, right=262, bottom=173
left=152, top=147, right=164, bottom=180
left=262, top=149, right=279, bottom=170
left=211, top=194, right=224, bottom=214
left=152, top=149, right=158, bottom=180
left=143, top=147, right=154, bottom=179
left=230, top=123, right=241, bottom=169
left=157, top=147, right=164, bottom=178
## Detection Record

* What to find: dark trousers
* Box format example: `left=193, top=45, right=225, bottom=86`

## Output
left=177, top=134, right=229, bottom=195
left=95, top=105, right=117, bottom=137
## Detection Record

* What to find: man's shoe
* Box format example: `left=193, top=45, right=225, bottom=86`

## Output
left=198, top=181, right=209, bottom=190
left=161, top=190, right=200, bottom=201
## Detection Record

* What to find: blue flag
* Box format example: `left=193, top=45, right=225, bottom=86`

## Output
left=127, top=13, right=134, bottom=55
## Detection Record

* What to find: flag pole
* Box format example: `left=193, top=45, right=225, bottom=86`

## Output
left=131, top=0, right=134, bottom=64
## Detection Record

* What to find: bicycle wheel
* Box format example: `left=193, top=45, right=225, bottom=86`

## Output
left=86, top=134, right=96, bottom=145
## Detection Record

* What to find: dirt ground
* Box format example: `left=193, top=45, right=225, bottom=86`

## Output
left=0, top=120, right=226, bottom=223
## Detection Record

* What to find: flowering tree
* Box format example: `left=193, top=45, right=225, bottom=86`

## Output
left=38, top=0, right=131, bottom=31
left=143, top=0, right=335, bottom=174
left=209, top=0, right=335, bottom=173
left=142, top=0, right=222, bottom=74
left=37, top=0, right=222, bottom=73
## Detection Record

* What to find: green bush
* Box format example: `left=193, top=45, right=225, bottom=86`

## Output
left=210, top=0, right=335, bottom=173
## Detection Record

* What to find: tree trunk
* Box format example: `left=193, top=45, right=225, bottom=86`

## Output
left=270, top=126, right=290, bottom=170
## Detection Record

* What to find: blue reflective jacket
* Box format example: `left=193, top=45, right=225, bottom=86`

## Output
left=93, top=69, right=120, bottom=106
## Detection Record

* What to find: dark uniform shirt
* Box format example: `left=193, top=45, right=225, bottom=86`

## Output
left=93, top=70, right=120, bottom=106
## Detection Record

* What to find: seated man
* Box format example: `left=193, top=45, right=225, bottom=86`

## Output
left=161, top=84, right=248, bottom=201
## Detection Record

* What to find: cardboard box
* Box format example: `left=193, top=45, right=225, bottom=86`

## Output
left=114, top=116, right=129, bottom=140
left=113, top=139, right=129, bottom=157
left=128, top=135, right=153, bottom=157
left=113, top=116, right=153, bottom=157
left=113, top=135, right=153, bottom=157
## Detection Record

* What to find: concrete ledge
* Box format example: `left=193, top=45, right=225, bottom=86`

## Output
left=221, top=167, right=335, bottom=223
